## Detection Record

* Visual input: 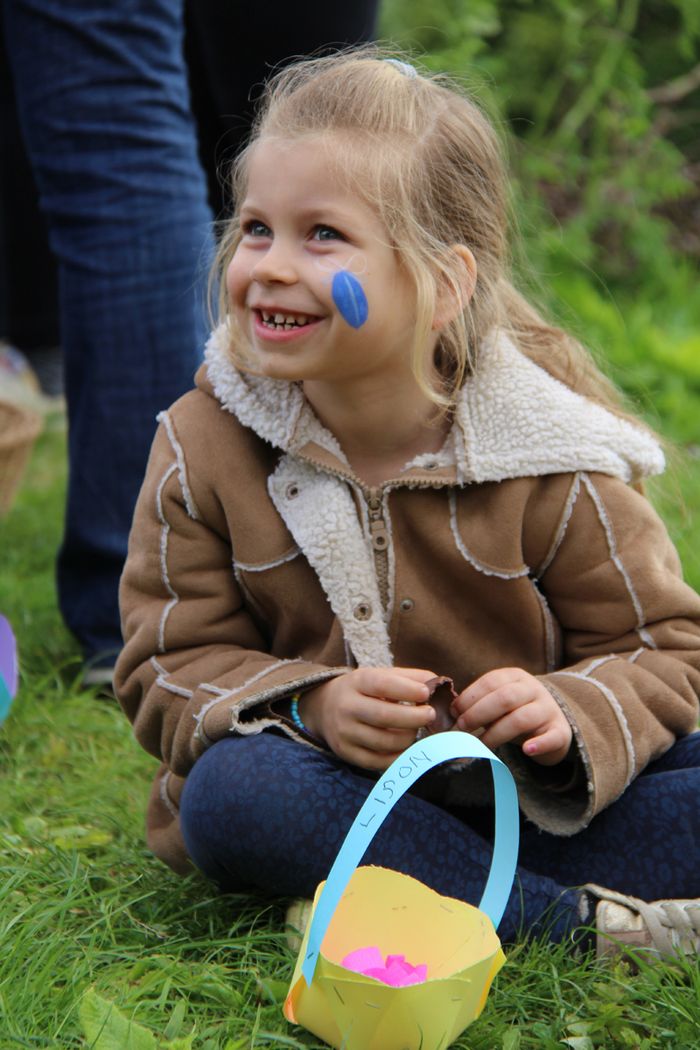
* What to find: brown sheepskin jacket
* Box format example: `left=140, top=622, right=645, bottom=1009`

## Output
left=115, top=326, right=700, bottom=874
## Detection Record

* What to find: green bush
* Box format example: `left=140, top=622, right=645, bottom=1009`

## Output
left=381, top=0, right=700, bottom=296
left=381, top=0, right=700, bottom=461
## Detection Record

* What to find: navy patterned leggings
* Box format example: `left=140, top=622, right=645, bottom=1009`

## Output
left=179, top=731, right=700, bottom=943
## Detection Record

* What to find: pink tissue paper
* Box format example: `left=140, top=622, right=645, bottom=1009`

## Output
left=341, top=946, right=428, bottom=987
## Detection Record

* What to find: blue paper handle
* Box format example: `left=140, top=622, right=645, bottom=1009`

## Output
left=302, top=732, right=519, bottom=985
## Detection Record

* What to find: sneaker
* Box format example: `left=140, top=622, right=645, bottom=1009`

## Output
left=585, top=883, right=700, bottom=959
left=81, top=664, right=116, bottom=698
left=285, top=898, right=314, bottom=952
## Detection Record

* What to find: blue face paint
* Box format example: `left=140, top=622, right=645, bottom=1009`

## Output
left=332, top=270, right=368, bottom=329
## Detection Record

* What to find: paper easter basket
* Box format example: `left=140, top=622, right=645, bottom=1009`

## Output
left=284, top=732, right=519, bottom=1050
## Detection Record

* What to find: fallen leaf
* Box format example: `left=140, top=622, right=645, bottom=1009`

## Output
left=78, top=988, right=155, bottom=1050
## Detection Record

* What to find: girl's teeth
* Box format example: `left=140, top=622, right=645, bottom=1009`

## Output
left=260, top=311, right=310, bottom=329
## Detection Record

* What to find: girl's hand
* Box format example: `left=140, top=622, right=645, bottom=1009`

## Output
left=451, top=667, right=572, bottom=766
left=300, top=667, right=437, bottom=771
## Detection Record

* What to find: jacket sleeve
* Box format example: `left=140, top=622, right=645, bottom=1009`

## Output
left=512, top=470, right=700, bottom=835
left=114, top=414, right=344, bottom=779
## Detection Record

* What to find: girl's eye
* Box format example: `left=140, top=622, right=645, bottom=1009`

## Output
left=243, top=220, right=271, bottom=238
left=313, top=225, right=344, bottom=242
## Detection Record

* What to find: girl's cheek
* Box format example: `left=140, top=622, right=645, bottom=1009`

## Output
left=225, top=255, right=247, bottom=305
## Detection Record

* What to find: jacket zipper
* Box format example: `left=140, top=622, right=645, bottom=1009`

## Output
left=296, top=451, right=420, bottom=617
left=366, top=486, right=390, bottom=613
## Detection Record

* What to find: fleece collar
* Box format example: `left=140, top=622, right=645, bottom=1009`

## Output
left=202, top=322, right=664, bottom=485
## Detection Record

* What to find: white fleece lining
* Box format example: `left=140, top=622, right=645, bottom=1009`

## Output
left=227, top=714, right=280, bottom=737
left=150, top=654, right=194, bottom=698
left=449, top=491, right=530, bottom=579
left=191, top=687, right=227, bottom=743
left=381, top=489, right=397, bottom=625
left=268, top=456, right=393, bottom=666
left=530, top=582, right=557, bottom=671
left=192, top=706, right=215, bottom=746
left=156, top=463, right=179, bottom=654
left=191, top=658, right=305, bottom=743
left=553, top=669, right=636, bottom=787
left=579, top=653, right=618, bottom=676
left=226, top=669, right=342, bottom=731
left=234, top=548, right=301, bottom=572
left=159, top=772, right=179, bottom=818
left=223, top=657, right=304, bottom=697
left=454, top=331, right=665, bottom=484
left=156, top=675, right=193, bottom=699
left=537, top=473, right=581, bottom=578
left=402, top=434, right=456, bottom=474
left=204, top=325, right=348, bottom=463
left=291, top=400, right=348, bottom=463
left=199, top=682, right=228, bottom=696
left=157, top=410, right=200, bottom=521
left=204, top=326, right=303, bottom=448
left=198, top=667, right=348, bottom=744
left=581, top=473, right=658, bottom=650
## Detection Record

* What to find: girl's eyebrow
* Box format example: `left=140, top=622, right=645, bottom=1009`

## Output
left=239, top=201, right=266, bottom=217
left=240, top=199, right=358, bottom=227
left=296, top=202, right=356, bottom=222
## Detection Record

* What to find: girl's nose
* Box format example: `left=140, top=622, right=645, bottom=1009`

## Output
left=250, top=240, right=298, bottom=285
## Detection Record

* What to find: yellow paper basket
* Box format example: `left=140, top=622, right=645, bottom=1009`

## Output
left=284, top=732, right=519, bottom=1050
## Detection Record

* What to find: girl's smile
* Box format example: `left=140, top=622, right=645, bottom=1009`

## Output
left=252, top=308, right=324, bottom=342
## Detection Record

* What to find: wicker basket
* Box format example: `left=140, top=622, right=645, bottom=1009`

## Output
left=0, top=399, right=43, bottom=516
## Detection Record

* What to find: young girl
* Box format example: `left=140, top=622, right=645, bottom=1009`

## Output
left=115, top=48, right=700, bottom=958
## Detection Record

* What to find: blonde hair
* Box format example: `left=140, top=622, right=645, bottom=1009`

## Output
left=212, top=45, right=634, bottom=418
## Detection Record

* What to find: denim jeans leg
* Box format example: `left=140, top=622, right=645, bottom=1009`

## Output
left=518, top=732, right=700, bottom=900
left=180, top=734, right=583, bottom=945
left=4, top=0, right=214, bottom=662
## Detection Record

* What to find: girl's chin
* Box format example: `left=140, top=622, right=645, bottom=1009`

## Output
left=249, top=350, right=310, bottom=381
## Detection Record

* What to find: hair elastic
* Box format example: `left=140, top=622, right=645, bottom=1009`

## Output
left=384, top=58, right=418, bottom=79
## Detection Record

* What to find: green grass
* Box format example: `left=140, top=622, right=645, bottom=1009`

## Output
left=1, top=393, right=699, bottom=1048
left=546, top=273, right=700, bottom=593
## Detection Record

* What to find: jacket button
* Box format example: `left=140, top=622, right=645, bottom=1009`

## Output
left=285, top=483, right=300, bottom=499
left=353, top=601, right=372, bottom=621
left=400, top=598, right=414, bottom=612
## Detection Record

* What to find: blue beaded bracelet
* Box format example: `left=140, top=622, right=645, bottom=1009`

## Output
left=290, top=693, right=306, bottom=732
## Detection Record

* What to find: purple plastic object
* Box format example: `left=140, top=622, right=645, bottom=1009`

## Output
left=0, top=614, right=18, bottom=723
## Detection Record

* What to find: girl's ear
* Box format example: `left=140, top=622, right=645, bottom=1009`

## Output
left=432, top=244, right=477, bottom=331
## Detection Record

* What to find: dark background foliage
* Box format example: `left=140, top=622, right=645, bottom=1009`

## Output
left=381, top=0, right=700, bottom=447
left=382, top=0, right=700, bottom=289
